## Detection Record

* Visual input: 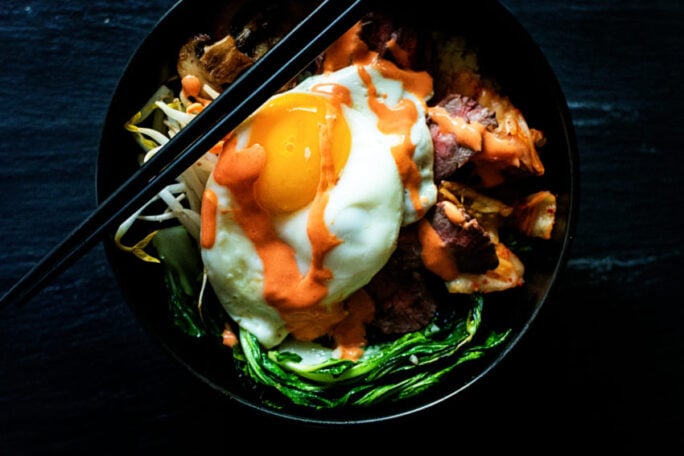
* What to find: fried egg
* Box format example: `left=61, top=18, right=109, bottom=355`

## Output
left=200, top=61, right=436, bottom=348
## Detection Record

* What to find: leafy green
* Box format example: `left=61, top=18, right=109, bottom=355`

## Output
left=152, top=226, right=511, bottom=409
left=153, top=226, right=223, bottom=338
left=233, top=294, right=510, bottom=409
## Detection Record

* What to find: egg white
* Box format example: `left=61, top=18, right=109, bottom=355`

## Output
left=296, top=65, right=437, bottom=225
left=202, top=64, right=436, bottom=348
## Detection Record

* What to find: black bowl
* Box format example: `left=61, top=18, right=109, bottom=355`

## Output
left=97, top=0, right=578, bottom=425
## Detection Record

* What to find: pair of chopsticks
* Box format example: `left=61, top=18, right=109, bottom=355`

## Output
left=0, top=0, right=369, bottom=310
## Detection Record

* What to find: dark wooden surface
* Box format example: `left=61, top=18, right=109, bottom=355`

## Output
left=1, top=0, right=682, bottom=452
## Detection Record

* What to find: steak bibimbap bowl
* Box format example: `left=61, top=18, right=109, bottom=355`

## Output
left=97, top=0, right=577, bottom=424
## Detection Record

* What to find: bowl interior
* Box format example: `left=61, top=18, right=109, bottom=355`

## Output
left=97, top=0, right=578, bottom=424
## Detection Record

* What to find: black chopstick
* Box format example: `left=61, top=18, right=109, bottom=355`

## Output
left=0, top=0, right=369, bottom=310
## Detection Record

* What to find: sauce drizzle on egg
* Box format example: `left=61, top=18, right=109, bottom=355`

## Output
left=324, top=21, right=435, bottom=220
left=204, top=95, right=351, bottom=341
left=202, top=20, right=439, bottom=353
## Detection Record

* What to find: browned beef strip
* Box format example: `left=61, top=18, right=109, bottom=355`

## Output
left=359, top=11, right=395, bottom=50
left=358, top=11, right=428, bottom=70
left=431, top=124, right=477, bottom=182
left=427, top=201, right=499, bottom=274
left=438, top=94, right=497, bottom=127
left=366, top=225, right=437, bottom=335
left=363, top=94, right=501, bottom=335
left=429, top=94, right=498, bottom=182
left=389, top=223, right=424, bottom=270
left=366, top=197, right=499, bottom=334
left=367, top=268, right=437, bottom=335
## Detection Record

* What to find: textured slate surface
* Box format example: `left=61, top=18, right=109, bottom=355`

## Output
left=1, top=0, right=681, bottom=452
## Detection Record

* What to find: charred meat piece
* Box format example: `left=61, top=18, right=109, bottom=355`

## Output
left=446, top=242, right=525, bottom=294
left=429, top=94, right=497, bottom=182
left=388, top=223, right=425, bottom=270
left=430, top=125, right=477, bottom=182
left=426, top=200, right=499, bottom=274
left=366, top=225, right=438, bottom=335
left=367, top=193, right=501, bottom=334
left=359, top=11, right=429, bottom=70
left=443, top=69, right=546, bottom=186
left=438, top=93, right=498, bottom=127
left=367, top=268, right=438, bottom=335
left=438, top=180, right=515, bottom=243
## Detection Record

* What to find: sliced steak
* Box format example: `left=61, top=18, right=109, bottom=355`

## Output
left=367, top=269, right=437, bottom=335
left=429, top=94, right=498, bottom=182
left=359, top=11, right=427, bottom=69
left=431, top=125, right=477, bottom=182
left=427, top=201, right=499, bottom=274
left=366, top=225, right=437, bottom=335
left=438, top=93, right=497, bottom=127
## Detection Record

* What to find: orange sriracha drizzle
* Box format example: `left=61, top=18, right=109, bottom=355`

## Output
left=204, top=102, right=349, bottom=341
left=202, top=21, right=438, bottom=359
left=417, top=218, right=459, bottom=281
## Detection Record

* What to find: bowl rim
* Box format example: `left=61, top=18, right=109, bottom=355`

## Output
left=96, top=0, right=580, bottom=425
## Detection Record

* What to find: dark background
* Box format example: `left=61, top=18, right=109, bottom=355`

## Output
left=1, top=0, right=681, bottom=452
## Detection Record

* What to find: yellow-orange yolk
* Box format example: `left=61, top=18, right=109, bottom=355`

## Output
left=201, top=20, right=437, bottom=352
left=246, top=91, right=351, bottom=214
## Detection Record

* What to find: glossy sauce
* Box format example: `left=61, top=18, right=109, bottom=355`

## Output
left=416, top=200, right=471, bottom=280
left=360, top=63, right=433, bottom=219
left=418, top=218, right=459, bottom=281
left=205, top=128, right=346, bottom=340
left=427, top=106, right=486, bottom=152
left=181, top=74, right=212, bottom=107
left=384, top=36, right=410, bottom=69
left=200, top=188, right=218, bottom=249
left=331, top=289, right=375, bottom=361
left=327, top=20, right=434, bottom=219
left=203, top=21, right=436, bottom=349
left=322, top=22, right=374, bottom=71
left=428, top=86, right=545, bottom=187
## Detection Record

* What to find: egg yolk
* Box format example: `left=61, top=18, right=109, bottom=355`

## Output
left=247, top=91, right=351, bottom=214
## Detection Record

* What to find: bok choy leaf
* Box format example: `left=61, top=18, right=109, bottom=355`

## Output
left=153, top=226, right=224, bottom=338
left=152, top=225, right=510, bottom=409
left=233, top=293, right=510, bottom=409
